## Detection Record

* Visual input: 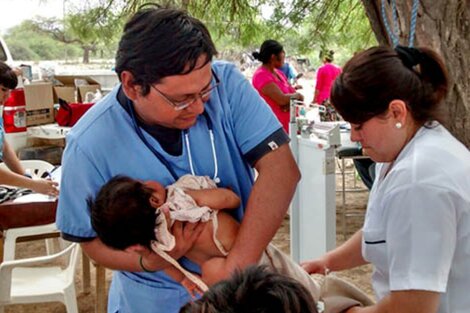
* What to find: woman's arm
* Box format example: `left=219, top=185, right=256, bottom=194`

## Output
left=2, top=140, right=25, bottom=175
left=185, top=188, right=241, bottom=210
left=0, top=141, right=58, bottom=195
left=302, top=230, right=367, bottom=274
left=346, top=290, right=440, bottom=313
left=260, top=82, right=303, bottom=108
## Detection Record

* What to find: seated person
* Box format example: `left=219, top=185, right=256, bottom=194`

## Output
left=0, top=61, right=58, bottom=196
left=89, top=174, right=320, bottom=299
left=179, top=264, right=319, bottom=313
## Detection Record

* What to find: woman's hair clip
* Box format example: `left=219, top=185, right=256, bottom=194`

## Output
left=395, top=45, right=422, bottom=69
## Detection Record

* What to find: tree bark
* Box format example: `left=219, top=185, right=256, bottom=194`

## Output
left=361, top=0, right=470, bottom=148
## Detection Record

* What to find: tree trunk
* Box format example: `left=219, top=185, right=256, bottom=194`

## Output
left=361, top=0, right=470, bottom=148
left=82, top=46, right=91, bottom=64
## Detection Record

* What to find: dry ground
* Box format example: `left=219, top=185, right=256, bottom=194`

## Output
left=5, top=159, right=373, bottom=313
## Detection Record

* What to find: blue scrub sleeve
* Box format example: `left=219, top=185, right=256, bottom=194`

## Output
left=56, top=136, right=105, bottom=240
left=215, top=63, right=283, bottom=155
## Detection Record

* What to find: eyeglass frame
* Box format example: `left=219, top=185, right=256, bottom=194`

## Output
left=150, top=70, right=220, bottom=111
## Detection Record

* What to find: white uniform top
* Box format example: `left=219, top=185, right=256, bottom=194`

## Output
left=362, top=123, right=470, bottom=313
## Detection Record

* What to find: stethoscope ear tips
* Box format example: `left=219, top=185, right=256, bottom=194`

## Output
left=214, top=177, right=221, bottom=184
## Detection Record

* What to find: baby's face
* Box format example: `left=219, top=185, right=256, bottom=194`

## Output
left=144, top=181, right=167, bottom=207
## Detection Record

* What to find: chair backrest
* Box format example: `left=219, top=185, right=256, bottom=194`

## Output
left=0, top=242, right=79, bottom=303
left=0, top=159, right=54, bottom=179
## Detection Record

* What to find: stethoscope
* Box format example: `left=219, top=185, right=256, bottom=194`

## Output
left=126, top=99, right=220, bottom=184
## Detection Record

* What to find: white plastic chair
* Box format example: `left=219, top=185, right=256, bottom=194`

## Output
left=0, top=160, right=62, bottom=260
left=0, top=242, right=80, bottom=313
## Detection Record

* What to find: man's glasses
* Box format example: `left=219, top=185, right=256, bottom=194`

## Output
left=151, top=70, right=220, bottom=111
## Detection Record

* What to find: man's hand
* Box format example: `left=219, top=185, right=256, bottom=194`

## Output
left=169, top=221, right=205, bottom=260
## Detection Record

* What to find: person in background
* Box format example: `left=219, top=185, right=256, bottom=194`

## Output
left=313, top=50, right=341, bottom=105
left=56, top=5, right=300, bottom=313
left=353, top=156, right=375, bottom=190
left=252, top=40, right=304, bottom=133
left=179, top=265, right=318, bottom=313
left=279, top=58, right=297, bottom=84
left=0, top=61, right=58, bottom=196
left=302, top=45, right=470, bottom=313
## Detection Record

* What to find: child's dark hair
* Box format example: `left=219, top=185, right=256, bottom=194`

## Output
left=180, top=265, right=318, bottom=313
left=0, top=61, right=18, bottom=89
left=331, top=45, right=449, bottom=125
left=88, top=175, right=159, bottom=250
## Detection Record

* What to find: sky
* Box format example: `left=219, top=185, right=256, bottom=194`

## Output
left=0, top=0, right=64, bottom=35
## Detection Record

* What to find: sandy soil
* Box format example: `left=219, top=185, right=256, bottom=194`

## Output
left=5, top=159, right=373, bottom=313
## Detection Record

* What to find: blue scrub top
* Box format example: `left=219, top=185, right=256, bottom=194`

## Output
left=56, top=61, right=282, bottom=313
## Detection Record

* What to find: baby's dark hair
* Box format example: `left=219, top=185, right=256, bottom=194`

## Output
left=180, top=265, right=318, bottom=313
left=88, top=175, right=159, bottom=250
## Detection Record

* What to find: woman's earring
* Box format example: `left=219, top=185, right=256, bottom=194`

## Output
left=395, top=122, right=402, bottom=129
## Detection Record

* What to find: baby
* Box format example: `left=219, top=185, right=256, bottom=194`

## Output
left=89, top=174, right=320, bottom=300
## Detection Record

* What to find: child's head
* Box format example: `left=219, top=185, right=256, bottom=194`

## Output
left=179, top=265, right=318, bottom=313
left=88, top=175, right=166, bottom=250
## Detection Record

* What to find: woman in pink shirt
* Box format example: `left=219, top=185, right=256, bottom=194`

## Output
left=314, top=50, right=342, bottom=105
left=252, top=40, right=303, bottom=133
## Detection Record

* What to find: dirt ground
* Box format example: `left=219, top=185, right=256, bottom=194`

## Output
left=5, top=159, right=373, bottom=313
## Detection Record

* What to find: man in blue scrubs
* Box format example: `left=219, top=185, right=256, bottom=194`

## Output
left=56, top=5, right=300, bottom=313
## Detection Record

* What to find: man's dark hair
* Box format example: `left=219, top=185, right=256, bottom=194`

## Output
left=88, top=175, right=159, bottom=250
left=114, top=5, right=218, bottom=95
left=0, top=61, right=18, bottom=89
left=180, top=265, right=318, bottom=313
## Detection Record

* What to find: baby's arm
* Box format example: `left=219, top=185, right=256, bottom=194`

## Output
left=164, top=266, right=203, bottom=298
left=185, top=188, right=240, bottom=210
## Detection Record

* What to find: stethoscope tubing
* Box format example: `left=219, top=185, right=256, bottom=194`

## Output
left=126, top=99, right=219, bottom=183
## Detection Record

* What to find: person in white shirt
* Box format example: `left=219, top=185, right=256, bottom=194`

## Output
left=302, top=45, right=470, bottom=313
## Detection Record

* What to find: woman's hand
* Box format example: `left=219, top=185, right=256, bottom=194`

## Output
left=293, top=92, right=304, bottom=101
left=30, top=179, right=59, bottom=196
left=169, top=221, right=205, bottom=260
left=301, top=255, right=329, bottom=275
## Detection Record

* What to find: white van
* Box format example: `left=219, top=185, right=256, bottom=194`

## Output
left=0, top=37, right=13, bottom=65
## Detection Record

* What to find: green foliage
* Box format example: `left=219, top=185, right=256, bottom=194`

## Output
left=4, top=0, right=376, bottom=64
left=4, top=20, right=81, bottom=60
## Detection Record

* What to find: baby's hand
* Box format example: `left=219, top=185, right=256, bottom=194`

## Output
left=181, top=276, right=204, bottom=299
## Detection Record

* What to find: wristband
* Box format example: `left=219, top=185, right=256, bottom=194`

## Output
left=139, top=255, right=156, bottom=273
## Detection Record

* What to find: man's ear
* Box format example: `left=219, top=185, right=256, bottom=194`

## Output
left=125, top=244, right=147, bottom=255
left=120, top=70, right=141, bottom=101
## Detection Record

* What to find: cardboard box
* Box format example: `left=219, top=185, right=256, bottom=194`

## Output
left=23, top=82, right=55, bottom=126
left=53, top=75, right=101, bottom=103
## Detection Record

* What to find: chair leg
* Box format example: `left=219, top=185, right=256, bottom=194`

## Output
left=63, top=286, right=79, bottom=313
left=341, top=158, right=347, bottom=239
left=3, top=233, right=18, bottom=261
left=82, top=251, right=91, bottom=294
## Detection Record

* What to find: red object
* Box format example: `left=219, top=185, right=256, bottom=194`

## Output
left=3, top=88, right=27, bottom=133
left=56, top=102, right=94, bottom=127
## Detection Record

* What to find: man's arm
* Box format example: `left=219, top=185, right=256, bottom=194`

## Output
left=202, top=143, right=300, bottom=285
left=81, top=220, right=205, bottom=271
